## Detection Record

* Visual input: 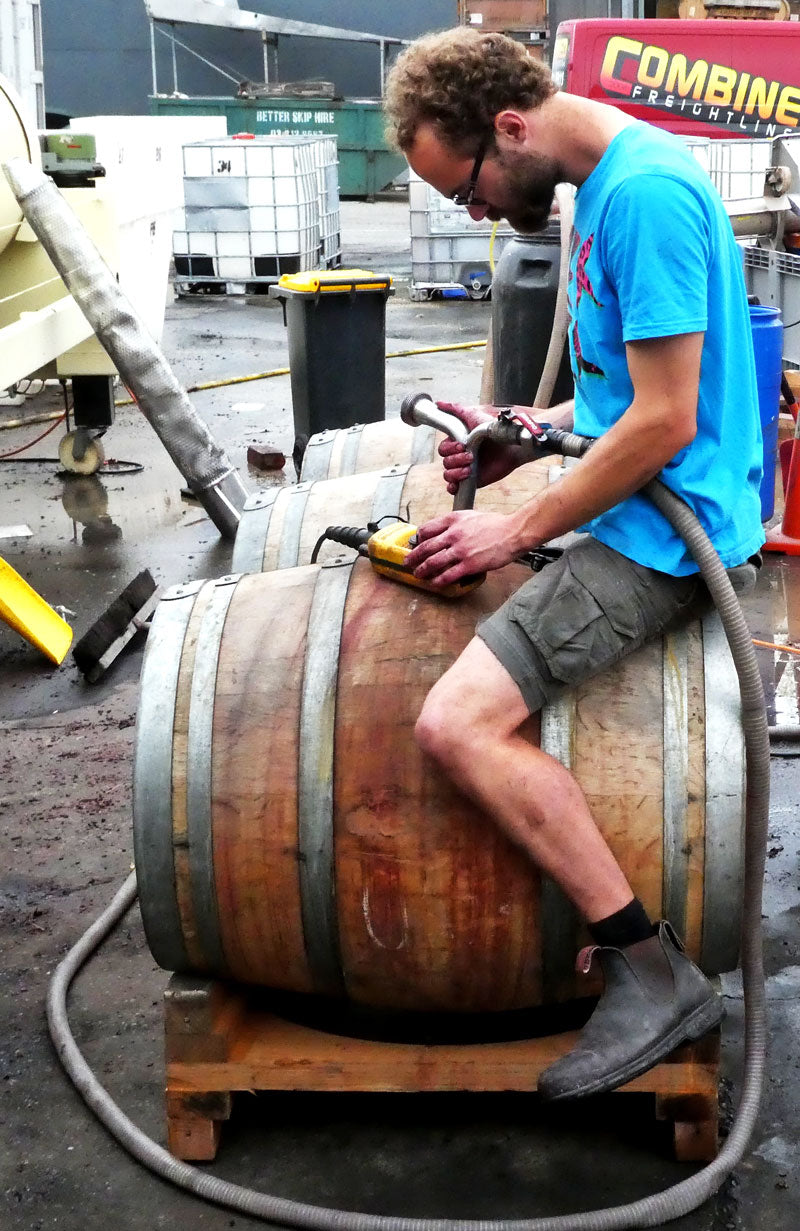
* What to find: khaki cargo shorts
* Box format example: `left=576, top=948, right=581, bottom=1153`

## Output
left=477, top=535, right=759, bottom=716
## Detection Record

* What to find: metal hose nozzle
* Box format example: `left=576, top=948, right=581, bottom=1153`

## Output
left=399, top=393, right=477, bottom=510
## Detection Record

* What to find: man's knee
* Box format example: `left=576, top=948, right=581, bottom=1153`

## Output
left=414, top=679, right=466, bottom=769
left=414, top=637, right=530, bottom=769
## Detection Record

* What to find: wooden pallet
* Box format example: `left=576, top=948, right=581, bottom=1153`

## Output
left=164, top=975, right=721, bottom=1164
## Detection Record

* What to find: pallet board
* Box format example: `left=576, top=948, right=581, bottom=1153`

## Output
left=164, top=975, right=721, bottom=1164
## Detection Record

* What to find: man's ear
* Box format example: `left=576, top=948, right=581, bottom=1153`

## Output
left=494, top=110, right=528, bottom=146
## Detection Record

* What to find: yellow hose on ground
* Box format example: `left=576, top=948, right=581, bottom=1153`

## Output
left=112, top=340, right=488, bottom=407
left=0, top=410, right=64, bottom=432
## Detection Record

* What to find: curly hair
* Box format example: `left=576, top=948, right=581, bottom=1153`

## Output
left=384, top=27, right=556, bottom=155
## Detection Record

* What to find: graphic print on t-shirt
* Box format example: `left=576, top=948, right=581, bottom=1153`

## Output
left=569, top=230, right=606, bottom=381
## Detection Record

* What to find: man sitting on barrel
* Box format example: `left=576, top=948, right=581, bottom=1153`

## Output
left=383, top=27, right=764, bottom=1100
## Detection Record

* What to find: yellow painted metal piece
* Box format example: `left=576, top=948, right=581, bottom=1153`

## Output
left=367, top=522, right=485, bottom=599
left=0, top=556, right=73, bottom=664
left=0, top=187, right=119, bottom=390
left=277, top=268, right=392, bottom=294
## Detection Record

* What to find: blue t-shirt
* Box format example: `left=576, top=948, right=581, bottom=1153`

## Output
left=568, top=121, right=764, bottom=575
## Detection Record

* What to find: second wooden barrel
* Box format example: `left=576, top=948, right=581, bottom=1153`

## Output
left=133, top=558, right=745, bottom=1012
left=232, top=457, right=555, bottom=574
left=299, top=420, right=443, bottom=481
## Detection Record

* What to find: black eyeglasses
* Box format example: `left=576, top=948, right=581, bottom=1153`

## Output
left=451, top=139, right=488, bottom=207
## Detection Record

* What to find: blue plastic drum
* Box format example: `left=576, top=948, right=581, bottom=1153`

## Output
left=748, top=304, right=783, bottom=522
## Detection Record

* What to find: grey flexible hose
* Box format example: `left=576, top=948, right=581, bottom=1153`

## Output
left=2, top=157, right=248, bottom=539
left=635, top=478, right=769, bottom=1221
left=532, top=185, right=574, bottom=412
left=46, top=458, right=769, bottom=1229
left=769, top=724, right=800, bottom=741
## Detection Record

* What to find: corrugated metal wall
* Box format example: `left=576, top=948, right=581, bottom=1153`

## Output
left=40, top=1, right=459, bottom=120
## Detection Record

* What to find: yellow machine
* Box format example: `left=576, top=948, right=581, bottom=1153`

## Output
left=0, top=73, right=120, bottom=469
left=314, top=521, right=486, bottom=598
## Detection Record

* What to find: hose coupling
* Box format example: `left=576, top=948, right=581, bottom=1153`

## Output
left=494, top=407, right=554, bottom=448
left=546, top=428, right=594, bottom=458
left=485, top=411, right=595, bottom=460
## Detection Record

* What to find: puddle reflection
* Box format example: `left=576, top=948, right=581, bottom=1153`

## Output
left=60, top=475, right=123, bottom=545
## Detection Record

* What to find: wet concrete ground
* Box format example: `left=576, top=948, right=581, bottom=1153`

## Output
left=1, top=197, right=799, bottom=1229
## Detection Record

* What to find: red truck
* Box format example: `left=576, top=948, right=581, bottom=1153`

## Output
left=551, top=18, right=800, bottom=139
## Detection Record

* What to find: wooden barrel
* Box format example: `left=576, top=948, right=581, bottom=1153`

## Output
left=232, top=458, right=554, bottom=574
left=133, top=558, right=745, bottom=1012
left=299, top=419, right=443, bottom=481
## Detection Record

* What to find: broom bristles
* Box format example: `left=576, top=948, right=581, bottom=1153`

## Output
left=72, top=569, right=156, bottom=675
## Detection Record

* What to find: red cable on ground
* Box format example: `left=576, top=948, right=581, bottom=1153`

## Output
left=0, top=413, right=66, bottom=459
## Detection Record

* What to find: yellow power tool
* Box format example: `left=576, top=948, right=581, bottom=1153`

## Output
left=316, top=522, right=485, bottom=598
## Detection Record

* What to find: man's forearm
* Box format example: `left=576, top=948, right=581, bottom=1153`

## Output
left=504, top=400, right=694, bottom=553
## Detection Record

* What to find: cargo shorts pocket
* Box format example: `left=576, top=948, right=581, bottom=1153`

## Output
left=505, top=540, right=699, bottom=690
left=507, top=564, right=638, bottom=688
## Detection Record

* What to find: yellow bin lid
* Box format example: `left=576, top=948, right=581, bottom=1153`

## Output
left=277, top=269, right=393, bottom=294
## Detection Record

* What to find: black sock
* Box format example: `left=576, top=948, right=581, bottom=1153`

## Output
left=588, top=897, right=654, bottom=949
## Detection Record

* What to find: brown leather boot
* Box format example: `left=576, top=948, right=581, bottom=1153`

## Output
left=537, top=921, right=724, bottom=1101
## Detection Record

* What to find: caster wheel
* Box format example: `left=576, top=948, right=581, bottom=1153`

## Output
left=58, top=430, right=105, bottom=475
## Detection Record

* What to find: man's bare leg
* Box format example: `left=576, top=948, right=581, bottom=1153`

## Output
left=415, top=635, right=724, bottom=1101
left=414, top=635, right=633, bottom=924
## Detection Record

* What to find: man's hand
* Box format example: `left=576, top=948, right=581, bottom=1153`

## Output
left=404, top=509, right=523, bottom=587
left=436, top=401, right=526, bottom=494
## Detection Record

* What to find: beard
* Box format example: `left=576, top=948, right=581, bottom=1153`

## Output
left=493, top=147, right=560, bottom=233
